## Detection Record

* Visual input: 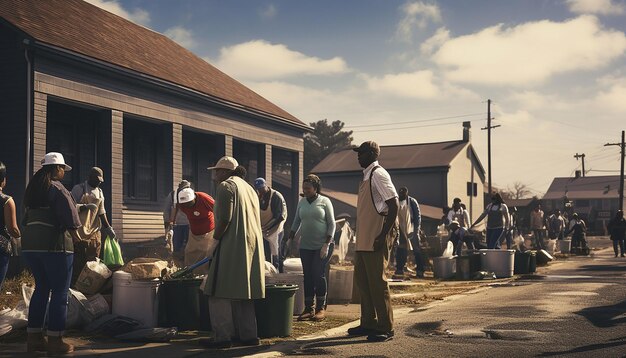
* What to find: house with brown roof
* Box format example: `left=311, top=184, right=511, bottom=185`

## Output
left=311, top=122, right=486, bottom=234
left=542, top=174, right=626, bottom=234
left=0, top=0, right=309, bottom=241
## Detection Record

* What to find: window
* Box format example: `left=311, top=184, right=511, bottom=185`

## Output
left=233, top=139, right=264, bottom=183
left=466, top=182, right=478, bottom=197
left=272, top=148, right=298, bottom=225
left=575, top=199, right=590, bottom=207
left=124, top=119, right=158, bottom=201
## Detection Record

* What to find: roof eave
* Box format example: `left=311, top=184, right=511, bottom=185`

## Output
left=30, top=40, right=312, bottom=132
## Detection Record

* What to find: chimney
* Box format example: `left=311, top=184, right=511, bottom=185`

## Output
left=575, top=170, right=581, bottom=178
left=462, top=121, right=471, bottom=142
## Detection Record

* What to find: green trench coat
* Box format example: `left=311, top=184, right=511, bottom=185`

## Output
left=205, top=176, right=265, bottom=299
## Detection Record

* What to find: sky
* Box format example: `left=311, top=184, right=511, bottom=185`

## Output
left=86, top=0, right=626, bottom=196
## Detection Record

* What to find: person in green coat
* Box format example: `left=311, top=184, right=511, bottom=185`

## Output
left=201, top=156, right=265, bottom=349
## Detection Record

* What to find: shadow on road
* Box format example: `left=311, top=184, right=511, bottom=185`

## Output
left=537, top=336, right=626, bottom=356
left=286, top=335, right=370, bottom=356
left=578, top=264, right=626, bottom=272
left=576, top=298, right=626, bottom=328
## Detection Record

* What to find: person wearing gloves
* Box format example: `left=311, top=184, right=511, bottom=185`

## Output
left=70, top=167, right=115, bottom=284
left=285, top=174, right=336, bottom=321
left=448, top=220, right=475, bottom=256
left=168, top=187, right=214, bottom=275
left=163, top=180, right=192, bottom=256
left=21, top=153, right=82, bottom=355
left=254, top=177, right=287, bottom=270
left=201, top=156, right=265, bottom=349
left=470, top=192, right=510, bottom=249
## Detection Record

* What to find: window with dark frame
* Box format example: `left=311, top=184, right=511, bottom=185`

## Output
left=466, top=182, right=478, bottom=197
left=123, top=119, right=158, bottom=201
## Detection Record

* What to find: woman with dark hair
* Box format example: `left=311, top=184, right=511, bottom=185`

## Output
left=471, top=192, right=510, bottom=249
left=21, top=153, right=81, bottom=355
left=0, top=161, right=21, bottom=290
left=607, top=210, right=626, bottom=258
left=286, top=174, right=336, bottom=321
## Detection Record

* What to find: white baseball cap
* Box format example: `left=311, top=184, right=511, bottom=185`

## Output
left=177, top=187, right=196, bottom=204
left=207, top=156, right=238, bottom=171
left=41, top=152, right=72, bottom=171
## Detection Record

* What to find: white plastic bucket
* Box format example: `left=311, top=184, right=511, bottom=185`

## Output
left=559, top=240, right=571, bottom=254
left=112, top=271, right=160, bottom=327
left=433, top=256, right=456, bottom=279
left=480, top=249, right=515, bottom=278
left=283, top=258, right=303, bottom=273
left=327, top=268, right=353, bottom=304
left=266, top=273, right=304, bottom=315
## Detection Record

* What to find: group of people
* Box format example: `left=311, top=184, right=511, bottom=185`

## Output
left=530, top=204, right=590, bottom=251
left=0, top=153, right=116, bottom=354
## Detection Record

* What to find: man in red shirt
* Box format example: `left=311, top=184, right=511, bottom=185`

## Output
left=168, top=188, right=215, bottom=274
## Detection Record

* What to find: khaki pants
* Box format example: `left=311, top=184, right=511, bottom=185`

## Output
left=185, top=230, right=214, bottom=275
left=208, top=297, right=257, bottom=342
left=353, top=242, right=394, bottom=334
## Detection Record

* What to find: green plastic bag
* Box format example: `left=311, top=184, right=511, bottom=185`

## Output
left=102, top=236, right=115, bottom=266
left=102, top=236, right=124, bottom=266
left=110, top=236, right=124, bottom=266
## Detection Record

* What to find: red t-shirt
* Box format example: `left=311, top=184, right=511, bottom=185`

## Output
left=177, top=192, right=215, bottom=235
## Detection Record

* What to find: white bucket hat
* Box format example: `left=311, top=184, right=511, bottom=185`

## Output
left=41, top=152, right=72, bottom=171
left=177, top=187, right=196, bottom=204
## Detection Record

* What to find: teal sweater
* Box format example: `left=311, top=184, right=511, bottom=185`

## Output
left=291, top=195, right=336, bottom=250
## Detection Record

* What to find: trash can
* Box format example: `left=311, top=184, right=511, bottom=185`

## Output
left=456, top=256, right=471, bottom=280
left=158, top=277, right=210, bottom=331
left=433, top=256, right=456, bottom=279
left=528, top=250, right=537, bottom=273
left=514, top=251, right=531, bottom=274
left=559, top=240, right=571, bottom=254
left=255, top=284, right=298, bottom=338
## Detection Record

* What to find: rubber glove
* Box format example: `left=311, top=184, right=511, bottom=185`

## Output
left=320, top=242, right=330, bottom=259
left=165, top=228, right=174, bottom=253
left=101, top=226, right=116, bottom=240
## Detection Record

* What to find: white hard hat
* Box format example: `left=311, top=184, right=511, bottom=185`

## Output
left=177, top=188, right=195, bottom=204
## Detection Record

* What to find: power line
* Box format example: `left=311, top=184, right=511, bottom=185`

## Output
left=351, top=118, right=483, bottom=133
left=345, top=112, right=485, bottom=129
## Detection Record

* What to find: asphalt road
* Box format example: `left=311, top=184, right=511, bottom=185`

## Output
left=284, top=238, right=626, bottom=358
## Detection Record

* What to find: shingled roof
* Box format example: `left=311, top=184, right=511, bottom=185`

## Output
left=312, top=140, right=473, bottom=173
left=0, top=0, right=304, bottom=126
left=543, top=175, right=625, bottom=200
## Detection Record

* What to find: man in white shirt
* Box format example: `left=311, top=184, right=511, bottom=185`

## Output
left=347, top=141, right=398, bottom=343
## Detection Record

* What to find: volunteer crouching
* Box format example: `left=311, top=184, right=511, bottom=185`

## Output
left=201, top=156, right=265, bottom=349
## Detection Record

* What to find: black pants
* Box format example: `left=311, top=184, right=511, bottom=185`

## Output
left=299, top=244, right=333, bottom=310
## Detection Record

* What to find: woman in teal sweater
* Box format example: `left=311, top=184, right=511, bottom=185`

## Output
left=287, top=174, right=336, bottom=321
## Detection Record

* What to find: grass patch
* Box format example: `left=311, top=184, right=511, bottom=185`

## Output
left=0, top=271, right=34, bottom=309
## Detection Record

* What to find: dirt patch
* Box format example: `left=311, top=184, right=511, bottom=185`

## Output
left=0, top=271, right=34, bottom=309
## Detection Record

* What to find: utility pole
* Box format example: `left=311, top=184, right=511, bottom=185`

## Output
left=574, top=153, right=586, bottom=177
left=604, top=130, right=625, bottom=211
left=481, top=99, right=500, bottom=195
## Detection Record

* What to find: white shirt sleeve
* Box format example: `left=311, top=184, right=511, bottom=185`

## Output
left=370, top=167, right=398, bottom=214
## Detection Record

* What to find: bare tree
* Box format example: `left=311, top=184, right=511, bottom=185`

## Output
left=505, top=181, right=532, bottom=199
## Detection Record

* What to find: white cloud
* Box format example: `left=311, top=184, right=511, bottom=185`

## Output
left=420, top=27, right=450, bottom=55
left=396, top=1, right=442, bottom=42
left=84, top=0, right=150, bottom=25
left=566, top=0, right=625, bottom=15
left=362, top=71, right=440, bottom=99
left=432, top=15, right=626, bottom=86
left=164, top=26, right=196, bottom=49
left=212, top=40, right=349, bottom=81
left=259, top=4, right=277, bottom=20
left=594, top=81, right=626, bottom=112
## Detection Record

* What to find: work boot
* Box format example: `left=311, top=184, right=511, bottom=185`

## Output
left=312, top=308, right=326, bottom=321
left=297, top=307, right=315, bottom=321
left=26, top=332, right=47, bottom=352
left=47, top=336, right=74, bottom=355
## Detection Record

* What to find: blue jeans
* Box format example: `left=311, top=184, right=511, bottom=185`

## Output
left=0, top=252, right=9, bottom=291
left=487, top=228, right=504, bottom=249
left=23, top=252, right=73, bottom=335
left=410, top=237, right=426, bottom=274
left=613, top=239, right=625, bottom=256
left=172, top=224, right=189, bottom=252
left=300, top=243, right=334, bottom=310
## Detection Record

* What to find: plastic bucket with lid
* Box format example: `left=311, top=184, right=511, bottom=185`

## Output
left=112, top=271, right=160, bottom=327
left=283, top=258, right=303, bottom=273
left=266, top=273, right=304, bottom=315
left=433, top=256, right=456, bottom=279
left=158, top=277, right=210, bottom=331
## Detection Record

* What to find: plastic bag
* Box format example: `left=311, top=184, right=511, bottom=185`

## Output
left=103, top=236, right=124, bottom=266
left=442, top=240, right=454, bottom=257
